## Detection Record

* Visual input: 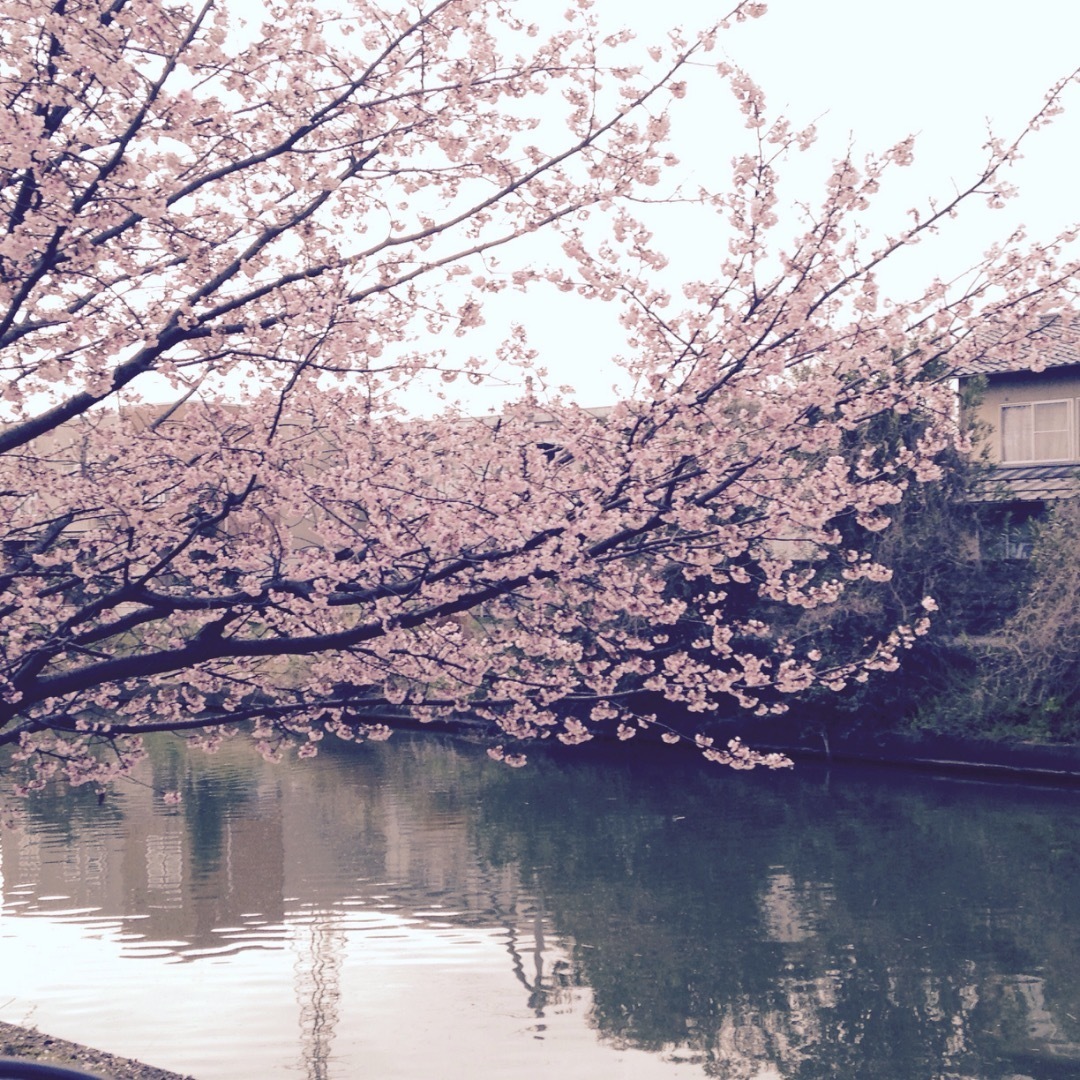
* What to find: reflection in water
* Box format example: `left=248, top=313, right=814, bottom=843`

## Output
left=2, top=732, right=1080, bottom=1079
left=293, top=914, right=344, bottom=1080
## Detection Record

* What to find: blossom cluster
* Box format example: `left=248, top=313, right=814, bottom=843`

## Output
left=1, top=0, right=1077, bottom=793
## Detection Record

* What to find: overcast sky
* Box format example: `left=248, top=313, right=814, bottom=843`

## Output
left=408, top=0, right=1080, bottom=412
left=150, top=1, right=1080, bottom=414
left=669, top=0, right=1079, bottom=228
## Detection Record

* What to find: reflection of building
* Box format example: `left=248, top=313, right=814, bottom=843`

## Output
left=1, top=739, right=546, bottom=952
left=757, top=870, right=831, bottom=944
left=1, top=737, right=577, bottom=1078
left=1, top=759, right=287, bottom=947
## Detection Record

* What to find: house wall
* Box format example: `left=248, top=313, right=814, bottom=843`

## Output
left=967, top=367, right=1080, bottom=464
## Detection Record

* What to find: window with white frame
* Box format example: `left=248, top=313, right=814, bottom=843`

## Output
left=1001, top=399, right=1073, bottom=463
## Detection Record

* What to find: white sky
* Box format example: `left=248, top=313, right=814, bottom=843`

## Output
left=437, top=0, right=1080, bottom=413
left=112, top=0, right=1080, bottom=414
left=610, top=0, right=1080, bottom=227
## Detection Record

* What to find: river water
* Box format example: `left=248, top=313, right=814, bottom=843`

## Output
left=2, top=732, right=1080, bottom=1079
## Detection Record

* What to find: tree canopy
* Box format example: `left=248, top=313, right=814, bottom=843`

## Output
left=2, top=0, right=1078, bottom=793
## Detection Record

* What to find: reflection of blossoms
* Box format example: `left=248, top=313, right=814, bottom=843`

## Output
left=488, top=745, right=528, bottom=768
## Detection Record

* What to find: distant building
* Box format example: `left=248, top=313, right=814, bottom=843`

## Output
left=955, top=314, right=1080, bottom=556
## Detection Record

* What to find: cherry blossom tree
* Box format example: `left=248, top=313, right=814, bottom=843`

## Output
left=1, top=0, right=1078, bottom=793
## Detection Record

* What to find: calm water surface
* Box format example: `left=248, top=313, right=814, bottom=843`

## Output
left=2, top=733, right=1080, bottom=1079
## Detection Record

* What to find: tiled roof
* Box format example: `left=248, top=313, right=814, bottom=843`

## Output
left=972, top=463, right=1080, bottom=503
left=953, top=314, right=1080, bottom=377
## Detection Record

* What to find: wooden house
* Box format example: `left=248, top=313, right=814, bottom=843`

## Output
left=956, top=316, right=1080, bottom=556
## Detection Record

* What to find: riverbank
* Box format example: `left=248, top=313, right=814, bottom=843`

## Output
left=395, top=710, right=1080, bottom=786
left=0, top=1022, right=194, bottom=1080
left=707, top=713, right=1080, bottom=785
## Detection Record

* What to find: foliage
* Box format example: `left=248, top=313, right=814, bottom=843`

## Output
left=916, top=496, right=1080, bottom=741
left=1, top=0, right=1079, bottom=793
left=994, top=496, right=1080, bottom=734
left=762, top=379, right=1019, bottom=733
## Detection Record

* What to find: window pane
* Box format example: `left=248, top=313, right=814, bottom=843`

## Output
left=1001, top=405, right=1031, bottom=462
left=1032, top=401, right=1071, bottom=461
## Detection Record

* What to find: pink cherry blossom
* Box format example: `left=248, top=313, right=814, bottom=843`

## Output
left=1, top=0, right=1078, bottom=794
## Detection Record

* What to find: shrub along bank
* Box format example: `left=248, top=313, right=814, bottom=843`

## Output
left=709, top=474, right=1080, bottom=781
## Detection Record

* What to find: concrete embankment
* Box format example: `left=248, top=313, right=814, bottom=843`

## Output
left=386, top=709, right=1080, bottom=786
left=719, top=715, right=1080, bottom=786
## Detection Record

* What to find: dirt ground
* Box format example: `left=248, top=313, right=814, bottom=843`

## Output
left=0, top=1021, right=195, bottom=1079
